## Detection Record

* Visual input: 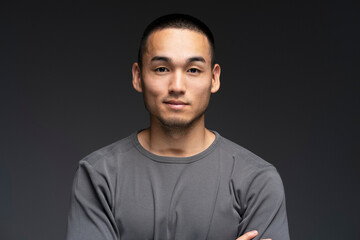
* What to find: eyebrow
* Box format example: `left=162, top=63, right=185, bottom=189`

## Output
left=187, top=56, right=206, bottom=64
left=151, top=56, right=171, bottom=62
left=151, top=56, right=206, bottom=64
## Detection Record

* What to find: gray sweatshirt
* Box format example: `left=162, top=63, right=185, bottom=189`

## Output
left=66, top=130, right=290, bottom=240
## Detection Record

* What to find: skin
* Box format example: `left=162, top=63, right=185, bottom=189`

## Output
left=132, top=28, right=220, bottom=157
left=132, top=28, right=271, bottom=240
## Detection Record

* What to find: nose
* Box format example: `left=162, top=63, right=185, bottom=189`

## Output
left=168, top=70, right=186, bottom=95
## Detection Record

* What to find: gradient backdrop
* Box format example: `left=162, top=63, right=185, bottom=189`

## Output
left=1, top=0, right=359, bottom=239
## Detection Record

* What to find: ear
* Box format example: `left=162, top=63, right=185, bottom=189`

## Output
left=210, top=63, right=221, bottom=93
left=132, top=62, right=143, bottom=93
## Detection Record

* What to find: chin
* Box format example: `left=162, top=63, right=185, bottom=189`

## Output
left=157, top=110, right=206, bottom=130
left=159, top=117, right=193, bottom=130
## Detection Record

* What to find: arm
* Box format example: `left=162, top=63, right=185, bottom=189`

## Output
left=66, top=161, right=120, bottom=240
left=236, top=165, right=290, bottom=240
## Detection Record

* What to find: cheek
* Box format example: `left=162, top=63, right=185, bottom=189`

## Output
left=189, top=80, right=212, bottom=100
left=143, top=79, right=166, bottom=103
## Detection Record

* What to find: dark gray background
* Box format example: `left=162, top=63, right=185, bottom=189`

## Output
left=1, top=0, right=359, bottom=239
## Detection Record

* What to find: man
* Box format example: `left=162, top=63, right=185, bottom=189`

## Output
left=66, top=14, right=290, bottom=240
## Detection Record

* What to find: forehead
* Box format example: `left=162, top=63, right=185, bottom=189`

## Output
left=144, top=28, right=211, bottom=61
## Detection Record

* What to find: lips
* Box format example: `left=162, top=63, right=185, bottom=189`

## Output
left=164, top=100, right=188, bottom=105
left=163, top=99, right=189, bottom=110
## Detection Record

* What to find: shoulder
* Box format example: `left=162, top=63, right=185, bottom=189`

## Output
left=218, top=133, right=283, bottom=191
left=217, top=135, right=286, bottom=210
left=78, top=132, right=136, bottom=170
left=218, top=133, right=273, bottom=170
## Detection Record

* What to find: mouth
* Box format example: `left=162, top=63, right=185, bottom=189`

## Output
left=163, top=100, right=189, bottom=110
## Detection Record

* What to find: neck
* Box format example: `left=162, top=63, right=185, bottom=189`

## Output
left=138, top=115, right=215, bottom=157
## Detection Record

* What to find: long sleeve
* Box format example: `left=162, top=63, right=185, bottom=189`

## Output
left=66, top=160, right=120, bottom=240
left=235, top=164, right=290, bottom=240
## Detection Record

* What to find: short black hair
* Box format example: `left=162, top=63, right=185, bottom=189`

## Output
left=137, top=13, right=216, bottom=68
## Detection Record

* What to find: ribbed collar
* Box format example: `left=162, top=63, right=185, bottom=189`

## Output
left=132, top=129, right=221, bottom=164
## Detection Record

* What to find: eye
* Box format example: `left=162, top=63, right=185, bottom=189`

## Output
left=188, top=68, right=200, bottom=74
left=155, top=67, right=168, bottom=73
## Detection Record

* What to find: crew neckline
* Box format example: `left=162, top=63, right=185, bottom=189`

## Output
left=132, top=129, right=221, bottom=164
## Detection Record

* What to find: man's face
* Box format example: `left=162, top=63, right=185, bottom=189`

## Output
left=132, top=28, right=220, bottom=130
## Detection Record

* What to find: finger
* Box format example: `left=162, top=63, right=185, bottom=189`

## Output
left=236, top=230, right=258, bottom=240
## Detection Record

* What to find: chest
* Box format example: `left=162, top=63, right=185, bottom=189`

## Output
left=114, top=158, right=241, bottom=240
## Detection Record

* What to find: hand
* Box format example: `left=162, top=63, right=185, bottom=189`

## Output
left=236, top=230, right=271, bottom=240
